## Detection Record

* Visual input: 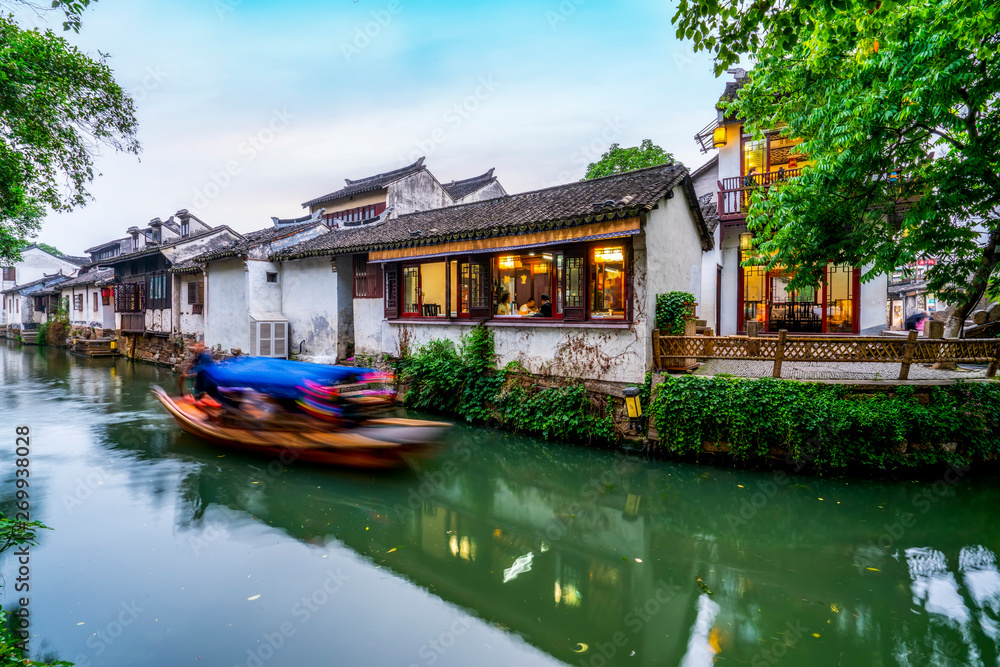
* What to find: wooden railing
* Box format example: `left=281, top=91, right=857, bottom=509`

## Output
left=718, top=168, right=803, bottom=221
left=120, top=313, right=145, bottom=334
left=652, top=330, right=1000, bottom=380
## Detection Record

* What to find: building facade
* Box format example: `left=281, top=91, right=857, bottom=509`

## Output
left=693, top=70, right=888, bottom=336
left=275, top=163, right=712, bottom=383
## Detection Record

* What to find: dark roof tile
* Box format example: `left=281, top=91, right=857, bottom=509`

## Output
left=275, top=163, right=709, bottom=260
left=442, top=168, right=499, bottom=201
left=301, top=157, right=426, bottom=208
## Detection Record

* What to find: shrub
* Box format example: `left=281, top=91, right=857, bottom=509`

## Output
left=650, top=375, right=1000, bottom=470
left=398, top=324, right=617, bottom=445
left=655, top=291, right=696, bottom=334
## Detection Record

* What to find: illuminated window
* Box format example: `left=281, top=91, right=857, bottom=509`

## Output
left=402, top=266, right=420, bottom=315
left=495, top=252, right=556, bottom=317
left=589, top=246, right=625, bottom=319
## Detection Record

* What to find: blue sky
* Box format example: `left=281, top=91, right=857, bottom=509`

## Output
left=22, top=0, right=727, bottom=253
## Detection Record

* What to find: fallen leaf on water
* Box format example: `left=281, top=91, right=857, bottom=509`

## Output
left=572, top=643, right=589, bottom=653
left=76, top=622, right=85, bottom=626
left=812, top=633, right=821, bottom=638
left=247, top=595, right=261, bottom=601
left=866, top=567, right=880, bottom=572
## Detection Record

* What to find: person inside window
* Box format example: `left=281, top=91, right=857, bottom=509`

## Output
left=496, top=291, right=512, bottom=315
left=744, top=167, right=758, bottom=187
left=518, top=297, right=536, bottom=316
left=532, top=294, right=552, bottom=317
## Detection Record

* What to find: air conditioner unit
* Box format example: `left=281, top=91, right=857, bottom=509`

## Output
left=249, top=313, right=288, bottom=358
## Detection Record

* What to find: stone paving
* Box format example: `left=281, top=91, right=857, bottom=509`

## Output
left=693, top=359, right=993, bottom=381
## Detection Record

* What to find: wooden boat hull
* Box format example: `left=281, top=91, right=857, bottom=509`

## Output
left=152, top=387, right=450, bottom=469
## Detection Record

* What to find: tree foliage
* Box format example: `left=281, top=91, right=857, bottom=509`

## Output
left=584, top=139, right=673, bottom=180
left=0, top=2, right=139, bottom=264
left=674, top=0, right=1000, bottom=330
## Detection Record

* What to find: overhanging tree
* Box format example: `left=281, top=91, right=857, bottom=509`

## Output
left=0, top=0, right=138, bottom=264
left=674, top=0, right=1000, bottom=335
left=584, top=139, right=673, bottom=179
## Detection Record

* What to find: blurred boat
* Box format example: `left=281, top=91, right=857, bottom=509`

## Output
left=152, top=356, right=449, bottom=469
left=152, top=387, right=450, bottom=469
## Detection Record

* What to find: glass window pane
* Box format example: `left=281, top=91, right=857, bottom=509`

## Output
left=449, top=260, right=458, bottom=317
left=742, top=265, right=766, bottom=329
left=590, top=246, right=625, bottom=318
left=495, top=252, right=554, bottom=316
left=556, top=253, right=564, bottom=314
left=744, top=139, right=764, bottom=179
left=420, top=262, right=446, bottom=317
left=460, top=263, right=470, bottom=314
left=825, top=264, right=854, bottom=333
left=566, top=257, right=584, bottom=308
left=403, top=266, right=420, bottom=314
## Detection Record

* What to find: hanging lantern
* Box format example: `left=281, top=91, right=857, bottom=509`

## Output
left=740, top=232, right=754, bottom=251
left=712, top=125, right=727, bottom=148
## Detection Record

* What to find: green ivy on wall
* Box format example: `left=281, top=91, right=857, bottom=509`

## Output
left=655, top=291, right=696, bottom=335
left=399, top=324, right=617, bottom=444
left=650, top=375, right=1000, bottom=470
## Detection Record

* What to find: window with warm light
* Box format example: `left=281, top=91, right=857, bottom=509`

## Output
left=383, top=239, right=631, bottom=323
left=495, top=251, right=560, bottom=317
left=590, top=246, right=626, bottom=318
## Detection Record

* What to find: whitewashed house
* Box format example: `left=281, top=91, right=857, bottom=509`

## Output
left=270, top=158, right=506, bottom=361
left=273, top=163, right=713, bottom=383
left=194, top=211, right=330, bottom=358
left=57, top=266, right=116, bottom=332
left=692, top=70, right=888, bottom=336
left=98, top=210, right=241, bottom=340
left=1, top=245, right=88, bottom=328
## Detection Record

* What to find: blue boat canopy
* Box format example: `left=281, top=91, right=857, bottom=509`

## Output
left=197, top=356, right=377, bottom=401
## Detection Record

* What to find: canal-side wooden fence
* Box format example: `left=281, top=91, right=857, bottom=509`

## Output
left=652, top=330, right=1000, bottom=380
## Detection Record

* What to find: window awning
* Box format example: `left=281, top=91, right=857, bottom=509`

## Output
left=368, top=217, right=640, bottom=263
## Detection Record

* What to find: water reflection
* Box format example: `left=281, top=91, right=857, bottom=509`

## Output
left=2, top=341, right=1000, bottom=666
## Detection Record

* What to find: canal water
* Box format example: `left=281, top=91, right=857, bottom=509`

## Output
left=2, top=342, right=1000, bottom=666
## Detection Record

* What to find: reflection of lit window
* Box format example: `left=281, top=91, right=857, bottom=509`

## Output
left=554, top=581, right=582, bottom=608
left=448, top=534, right=476, bottom=561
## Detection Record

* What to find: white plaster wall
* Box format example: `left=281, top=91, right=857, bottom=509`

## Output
left=247, top=260, right=283, bottom=314
left=281, top=257, right=338, bottom=360
left=456, top=180, right=507, bottom=204
left=388, top=170, right=452, bottom=215
left=205, top=258, right=249, bottom=352
left=699, top=226, right=723, bottom=332
left=177, top=275, right=205, bottom=338
left=145, top=308, right=171, bottom=333
left=7, top=247, right=79, bottom=285
left=643, top=189, right=705, bottom=317
left=717, top=125, right=742, bottom=181
left=62, top=287, right=103, bottom=327
left=860, top=267, right=888, bottom=335
left=719, top=231, right=742, bottom=335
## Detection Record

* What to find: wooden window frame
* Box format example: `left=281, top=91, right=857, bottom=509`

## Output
left=353, top=254, right=384, bottom=299
left=73, top=294, right=83, bottom=311
left=380, top=238, right=634, bottom=325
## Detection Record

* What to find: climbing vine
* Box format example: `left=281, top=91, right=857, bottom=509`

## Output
left=655, top=291, right=696, bottom=334
left=399, top=324, right=617, bottom=444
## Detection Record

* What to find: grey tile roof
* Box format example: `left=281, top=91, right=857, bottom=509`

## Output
left=192, top=221, right=326, bottom=263
left=274, top=163, right=711, bottom=260
left=301, top=157, right=426, bottom=208
left=56, top=268, right=114, bottom=288
left=699, top=196, right=720, bottom=234
left=98, top=227, right=241, bottom=266
left=85, top=238, right=129, bottom=254
left=442, top=168, right=498, bottom=201
left=1, top=273, right=70, bottom=294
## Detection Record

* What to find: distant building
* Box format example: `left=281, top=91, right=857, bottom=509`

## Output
left=301, top=156, right=506, bottom=228
left=0, top=244, right=88, bottom=329
left=97, top=210, right=241, bottom=340
left=193, top=211, right=330, bottom=358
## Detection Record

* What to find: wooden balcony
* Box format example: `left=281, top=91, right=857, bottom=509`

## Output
left=718, top=167, right=802, bottom=221
left=120, top=312, right=145, bottom=334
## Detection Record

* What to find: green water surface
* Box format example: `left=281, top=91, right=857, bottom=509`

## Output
left=1, top=342, right=999, bottom=666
